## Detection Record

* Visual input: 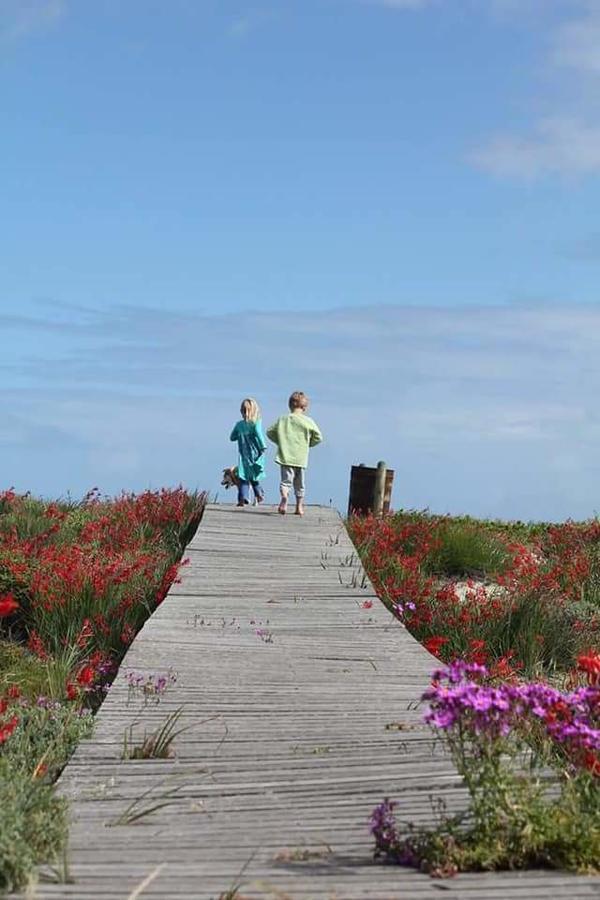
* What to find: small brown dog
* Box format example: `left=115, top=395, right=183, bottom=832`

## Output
left=221, top=466, right=239, bottom=490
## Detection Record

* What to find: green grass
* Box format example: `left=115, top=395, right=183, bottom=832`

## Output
left=422, top=520, right=512, bottom=578
left=484, top=591, right=578, bottom=678
left=0, top=641, right=84, bottom=703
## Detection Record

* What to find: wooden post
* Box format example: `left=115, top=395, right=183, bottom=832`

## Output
left=348, top=462, right=394, bottom=516
left=373, top=460, right=387, bottom=518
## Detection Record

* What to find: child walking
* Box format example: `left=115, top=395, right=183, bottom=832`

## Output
left=267, top=391, right=322, bottom=517
left=230, top=398, right=267, bottom=507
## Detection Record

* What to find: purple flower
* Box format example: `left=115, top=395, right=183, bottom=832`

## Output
left=421, top=662, right=600, bottom=764
left=125, top=668, right=178, bottom=703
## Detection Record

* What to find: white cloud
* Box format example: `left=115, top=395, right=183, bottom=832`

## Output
left=0, top=0, right=65, bottom=42
left=471, top=116, right=600, bottom=178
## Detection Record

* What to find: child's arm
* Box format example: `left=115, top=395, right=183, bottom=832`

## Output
left=256, top=420, right=268, bottom=453
left=230, top=423, right=239, bottom=442
left=309, top=421, right=323, bottom=448
left=266, top=420, right=279, bottom=444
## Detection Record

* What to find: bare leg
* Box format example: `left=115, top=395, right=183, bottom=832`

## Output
left=278, top=487, right=288, bottom=515
left=279, top=466, right=293, bottom=515
left=293, top=468, right=305, bottom=516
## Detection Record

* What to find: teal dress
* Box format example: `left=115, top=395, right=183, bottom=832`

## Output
left=230, top=419, right=267, bottom=483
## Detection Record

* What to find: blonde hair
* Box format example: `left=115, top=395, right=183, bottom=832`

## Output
left=240, top=398, right=261, bottom=422
left=288, top=391, right=309, bottom=412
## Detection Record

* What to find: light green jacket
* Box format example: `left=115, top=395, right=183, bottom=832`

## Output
left=266, top=412, right=323, bottom=468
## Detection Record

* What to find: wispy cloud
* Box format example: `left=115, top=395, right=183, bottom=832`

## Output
left=366, top=0, right=436, bottom=8
left=358, top=0, right=600, bottom=179
left=227, top=8, right=276, bottom=40
left=2, top=301, right=600, bottom=519
left=229, top=15, right=252, bottom=38
left=473, top=2, right=600, bottom=179
left=564, top=233, right=600, bottom=261
left=552, top=5, right=600, bottom=75
left=362, top=0, right=568, bottom=17
left=471, top=117, right=600, bottom=179
left=0, top=0, right=66, bottom=43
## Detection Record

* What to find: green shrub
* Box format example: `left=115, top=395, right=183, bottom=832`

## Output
left=0, top=759, right=68, bottom=893
left=3, top=703, right=93, bottom=781
left=0, top=700, right=92, bottom=892
left=372, top=663, right=600, bottom=876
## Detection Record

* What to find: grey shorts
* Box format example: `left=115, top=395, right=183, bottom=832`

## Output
left=280, top=465, right=306, bottom=498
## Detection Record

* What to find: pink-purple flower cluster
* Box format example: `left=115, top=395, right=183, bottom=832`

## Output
left=423, top=661, right=600, bottom=762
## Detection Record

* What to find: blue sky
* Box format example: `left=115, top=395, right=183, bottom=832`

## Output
left=2, top=0, right=600, bottom=518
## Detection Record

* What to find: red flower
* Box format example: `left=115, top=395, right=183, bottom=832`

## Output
left=0, top=715, right=19, bottom=744
left=27, top=630, right=48, bottom=660
left=65, top=682, right=78, bottom=701
left=6, top=685, right=21, bottom=700
left=0, top=699, right=7, bottom=715
left=423, top=636, right=449, bottom=657
left=362, top=600, right=373, bottom=609
left=577, top=652, right=600, bottom=686
left=76, top=665, right=95, bottom=687
left=490, top=654, right=517, bottom=679
left=544, top=699, right=572, bottom=728
left=120, top=623, right=135, bottom=645
left=582, top=750, right=600, bottom=777
left=76, top=618, right=93, bottom=649
left=468, top=639, right=488, bottom=666
left=0, top=594, right=19, bottom=617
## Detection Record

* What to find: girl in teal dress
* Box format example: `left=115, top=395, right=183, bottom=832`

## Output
left=230, top=398, right=267, bottom=506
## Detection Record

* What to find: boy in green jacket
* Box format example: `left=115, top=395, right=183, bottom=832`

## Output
left=267, top=391, right=323, bottom=517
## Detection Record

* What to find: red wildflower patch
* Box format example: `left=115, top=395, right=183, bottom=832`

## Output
left=0, top=487, right=206, bottom=717
left=349, top=510, right=600, bottom=678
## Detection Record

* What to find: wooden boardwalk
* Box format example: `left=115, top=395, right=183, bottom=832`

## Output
left=22, top=505, right=600, bottom=899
